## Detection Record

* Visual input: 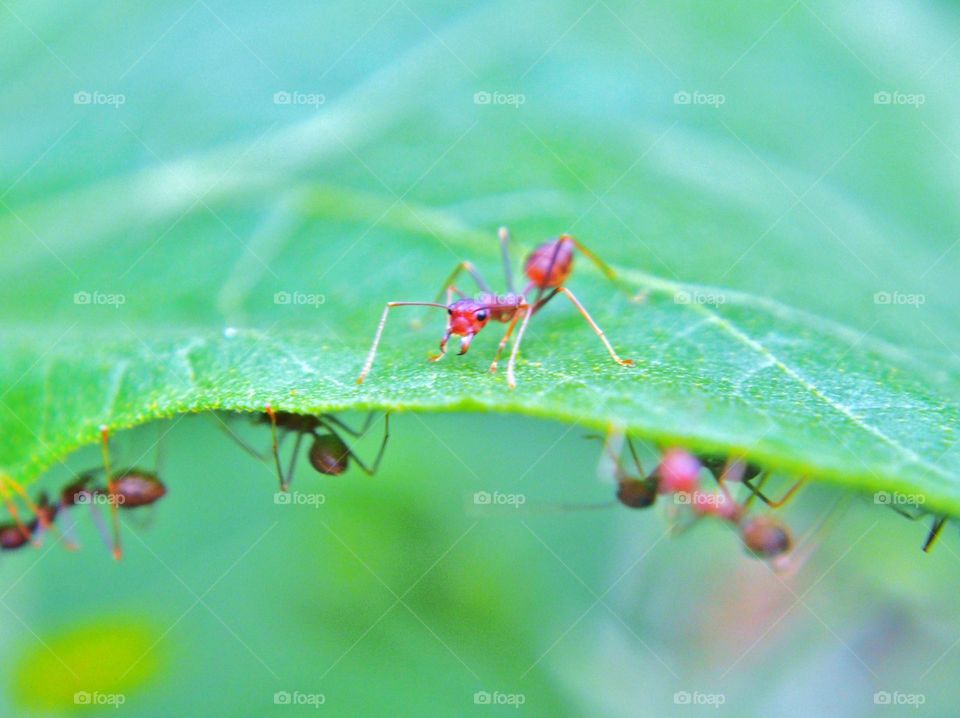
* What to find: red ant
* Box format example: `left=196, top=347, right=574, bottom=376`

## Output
left=222, top=407, right=390, bottom=492
left=585, top=432, right=804, bottom=563
left=0, top=468, right=72, bottom=551
left=60, top=468, right=167, bottom=559
left=357, top=227, right=635, bottom=388
left=0, top=493, right=58, bottom=551
left=58, top=426, right=167, bottom=559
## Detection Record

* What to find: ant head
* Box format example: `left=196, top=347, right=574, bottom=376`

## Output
left=309, top=434, right=350, bottom=476
left=446, top=299, right=491, bottom=353
left=657, top=448, right=702, bottom=495
left=113, top=470, right=167, bottom=508
left=740, top=515, right=792, bottom=559
left=616, top=477, right=658, bottom=509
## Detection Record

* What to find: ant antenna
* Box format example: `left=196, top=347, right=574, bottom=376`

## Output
left=357, top=302, right=449, bottom=384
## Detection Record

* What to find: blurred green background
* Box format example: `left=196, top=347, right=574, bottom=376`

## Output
left=2, top=0, right=960, bottom=716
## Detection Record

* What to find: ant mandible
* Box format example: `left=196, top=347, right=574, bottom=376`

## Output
left=357, top=227, right=635, bottom=388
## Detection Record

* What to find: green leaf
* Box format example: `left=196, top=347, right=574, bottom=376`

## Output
left=1, top=0, right=958, bottom=519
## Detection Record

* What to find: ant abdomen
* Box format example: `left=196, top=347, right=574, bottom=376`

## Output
left=0, top=521, right=33, bottom=550
left=616, top=478, right=658, bottom=509
left=740, top=515, right=792, bottom=558
left=308, top=434, right=351, bottom=476
left=524, top=237, right=575, bottom=288
left=109, top=470, right=167, bottom=508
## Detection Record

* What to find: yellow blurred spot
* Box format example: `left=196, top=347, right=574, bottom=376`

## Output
left=12, top=617, right=162, bottom=712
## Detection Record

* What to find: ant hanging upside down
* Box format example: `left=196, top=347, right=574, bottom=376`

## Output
left=573, top=432, right=810, bottom=566
left=222, top=407, right=391, bottom=492
left=357, top=227, right=635, bottom=388
left=0, top=426, right=167, bottom=559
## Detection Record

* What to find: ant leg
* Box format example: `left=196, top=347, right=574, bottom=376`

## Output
left=742, top=472, right=769, bottom=511
left=624, top=436, right=645, bottom=477
left=321, top=412, right=376, bottom=438
left=923, top=516, right=947, bottom=553
left=742, top=473, right=807, bottom=509
left=2, top=475, right=75, bottom=550
left=489, top=306, right=528, bottom=374
left=340, top=415, right=391, bottom=476
left=86, top=498, right=115, bottom=554
left=357, top=302, right=448, bottom=384
left=762, top=477, right=807, bottom=508
left=283, top=431, right=306, bottom=490
left=265, top=405, right=290, bottom=492
left=555, top=287, right=635, bottom=367
left=889, top=504, right=925, bottom=521
left=530, top=288, right=560, bottom=317
left=505, top=304, right=535, bottom=389
left=498, top=226, right=516, bottom=294
left=100, top=426, right=123, bottom=560
left=0, top=475, right=38, bottom=547
left=216, top=416, right=270, bottom=460
left=567, top=237, right=618, bottom=283
left=433, top=262, right=491, bottom=302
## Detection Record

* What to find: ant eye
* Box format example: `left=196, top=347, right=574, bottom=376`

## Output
left=447, top=308, right=453, bottom=315
left=476, top=310, right=488, bottom=322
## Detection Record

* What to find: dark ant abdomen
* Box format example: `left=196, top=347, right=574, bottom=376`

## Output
left=0, top=521, right=34, bottom=550
left=617, top=478, right=658, bottom=509
left=109, top=470, right=167, bottom=507
left=309, top=434, right=351, bottom=475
